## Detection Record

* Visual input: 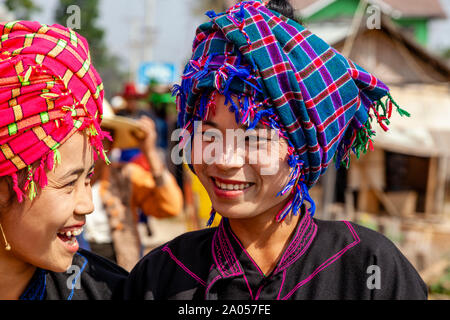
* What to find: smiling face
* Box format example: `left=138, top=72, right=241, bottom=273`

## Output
left=192, top=94, right=293, bottom=222
left=0, top=131, right=95, bottom=272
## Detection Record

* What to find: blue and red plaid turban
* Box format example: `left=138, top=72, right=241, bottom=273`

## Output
left=174, top=1, right=409, bottom=224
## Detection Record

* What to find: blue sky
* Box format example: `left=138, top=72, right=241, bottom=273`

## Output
left=30, top=0, right=205, bottom=80
left=18, top=0, right=450, bottom=79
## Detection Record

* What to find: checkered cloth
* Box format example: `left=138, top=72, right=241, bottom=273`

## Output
left=0, top=21, right=109, bottom=201
left=175, top=1, right=409, bottom=222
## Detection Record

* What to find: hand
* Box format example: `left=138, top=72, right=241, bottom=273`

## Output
left=136, top=115, right=157, bottom=155
left=135, top=116, right=166, bottom=181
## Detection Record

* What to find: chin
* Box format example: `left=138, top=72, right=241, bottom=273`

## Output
left=46, top=257, right=74, bottom=273
left=40, top=249, right=76, bottom=273
left=214, top=203, right=259, bottom=220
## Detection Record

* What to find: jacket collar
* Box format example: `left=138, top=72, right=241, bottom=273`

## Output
left=211, top=209, right=317, bottom=278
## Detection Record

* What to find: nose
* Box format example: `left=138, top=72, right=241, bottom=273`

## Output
left=74, top=183, right=94, bottom=216
left=214, top=138, right=245, bottom=171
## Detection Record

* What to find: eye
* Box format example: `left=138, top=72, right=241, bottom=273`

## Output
left=202, top=131, right=219, bottom=142
left=245, top=135, right=269, bottom=142
left=63, top=179, right=77, bottom=189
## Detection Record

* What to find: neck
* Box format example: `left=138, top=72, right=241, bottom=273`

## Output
left=228, top=199, right=301, bottom=275
left=0, top=250, right=36, bottom=300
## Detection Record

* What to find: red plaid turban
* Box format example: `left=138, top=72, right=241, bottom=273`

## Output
left=0, top=21, right=110, bottom=202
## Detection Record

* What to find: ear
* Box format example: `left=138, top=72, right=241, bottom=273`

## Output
left=0, top=178, right=12, bottom=211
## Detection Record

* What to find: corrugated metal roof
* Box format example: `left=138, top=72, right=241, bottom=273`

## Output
left=292, top=0, right=446, bottom=18
left=380, top=0, right=446, bottom=18
left=373, top=84, right=450, bottom=157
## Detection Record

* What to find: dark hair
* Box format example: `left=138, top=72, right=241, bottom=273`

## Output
left=266, top=0, right=295, bottom=20
left=0, top=170, right=26, bottom=212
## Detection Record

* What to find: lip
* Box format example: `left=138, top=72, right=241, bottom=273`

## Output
left=58, top=222, right=85, bottom=233
left=213, top=176, right=253, bottom=185
left=56, top=222, right=85, bottom=254
left=57, top=234, right=79, bottom=254
left=210, top=176, right=254, bottom=199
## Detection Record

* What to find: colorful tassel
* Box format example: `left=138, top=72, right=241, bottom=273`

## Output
left=46, top=150, right=55, bottom=171
left=334, top=92, right=410, bottom=169
left=28, top=180, right=37, bottom=201
left=206, top=208, right=217, bottom=227
left=53, top=148, right=61, bottom=167
left=11, top=172, right=24, bottom=203
left=275, top=180, right=316, bottom=222
left=34, top=157, right=48, bottom=188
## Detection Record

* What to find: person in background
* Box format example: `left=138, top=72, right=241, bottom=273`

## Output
left=84, top=103, right=183, bottom=272
left=115, top=82, right=154, bottom=162
left=115, top=81, right=175, bottom=236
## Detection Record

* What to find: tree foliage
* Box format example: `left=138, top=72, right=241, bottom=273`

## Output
left=55, top=0, right=105, bottom=67
left=193, top=0, right=236, bottom=17
left=4, top=0, right=41, bottom=20
left=54, top=0, right=125, bottom=99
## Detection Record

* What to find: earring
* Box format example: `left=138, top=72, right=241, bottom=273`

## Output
left=0, top=222, right=11, bottom=251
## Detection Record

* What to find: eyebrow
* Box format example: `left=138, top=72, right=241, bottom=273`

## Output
left=202, top=120, right=218, bottom=128
left=61, top=164, right=95, bottom=180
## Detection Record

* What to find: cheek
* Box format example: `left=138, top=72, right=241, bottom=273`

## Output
left=191, top=134, right=209, bottom=172
left=3, top=188, right=76, bottom=271
left=192, top=161, right=210, bottom=189
left=253, top=138, right=291, bottom=175
left=191, top=132, right=214, bottom=165
left=7, top=189, right=73, bottom=248
left=258, top=159, right=291, bottom=194
left=257, top=140, right=293, bottom=193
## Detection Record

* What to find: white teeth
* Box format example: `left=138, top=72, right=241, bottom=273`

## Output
left=214, top=179, right=252, bottom=191
left=58, top=227, right=83, bottom=238
left=66, top=237, right=77, bottom=246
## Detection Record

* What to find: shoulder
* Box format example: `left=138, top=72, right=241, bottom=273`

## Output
left=45, top=249, right=128, bottom=300
left=313, top=218, right=415, bottom=264
left=134, top=227, right=216, bottom=271
left=313, top=218, right=400, bottom=256
left=162, top=227, right=216, bottom=254
left=75, top=249, right=129, bottom=278
left=312, top=219, right=427, bottom=299
left=124, top=228, right=216, bottom=299
left=73, top=249, right=128, bottom=299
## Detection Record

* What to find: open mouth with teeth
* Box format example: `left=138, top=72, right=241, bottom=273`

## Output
left=57, top=227, right=83, bottom=251
left=211, top=177, right=255, bottom=191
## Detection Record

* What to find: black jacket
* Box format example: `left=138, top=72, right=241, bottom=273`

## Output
left=21, top=249, right=128, bottom=300
left=123, top=213, right=427, bottom=300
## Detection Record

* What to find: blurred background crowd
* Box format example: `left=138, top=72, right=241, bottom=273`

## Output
left=0, top=0, right=449, bottom=299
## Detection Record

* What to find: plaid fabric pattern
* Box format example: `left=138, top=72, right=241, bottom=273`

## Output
left=0, top=21, right=108, bottom=201
left=176, top=1, right=401, bottom=189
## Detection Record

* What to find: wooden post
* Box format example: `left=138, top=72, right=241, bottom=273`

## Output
left=425, top=157, right=438, bottom=216
left=321, top=164, right=337, bottom=220
left=435, top=156, right=448, bottom=217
